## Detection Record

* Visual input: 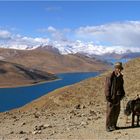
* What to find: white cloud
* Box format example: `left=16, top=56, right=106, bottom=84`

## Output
left=39, top=26, right=71, bottom=41
left=47, top=26, right=57, bottom=32
left=0, top=30, right=11, bottom=39
left=1, top=21, right=140, bottom=55
left=75, top=21, right=140, bottom=47
left=0, top=31, right=140, bottom=55
left=0, top=33, right=50, bottom=50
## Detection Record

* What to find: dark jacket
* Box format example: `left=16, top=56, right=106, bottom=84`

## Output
left=105, top=71, right=125, bottom=104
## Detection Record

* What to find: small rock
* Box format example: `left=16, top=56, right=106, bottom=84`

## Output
left=87, top=117, right=92, bottom=121
left=80, top=121, right=88, bottom=126
left=66, top=127, right=71, bottom=131
left=37, top=130, right=41, bottom=134
left=12, top=116, right=17, bottom=119
left=64, top=117, right=68, bottom=120
left=14, top=118, right=19, bottom=122
left=68, top=115, right=72, bottom=119
left=75, top=104, right=81, bottom=109
left=50, top=130, right=56, bottom=136
left=81, top=105, right=86, bottom=109
left=51, top=112, right=56, bottom=116
left=34, top=126, right=41, bottom=131
left=88, top=101, right=94, bottom=105
left=52, top=130, right=56, bottom=134
left=34, top=113, right=39, bottom=118
left=77, top=114, right=82, bottom=117
left=32, top=130, right=41, bottom=135
left=81, top=113, right=86, bottom=117
left=70, top=110, right=77, bottom=115
left=34, top=126, right=37, bottom=131
left=62, top=117, right=65, bottom=120
left=5, top=112, right=10, bottom=115
left=89, top=110, right=97, bottom=116
left=40, top=124, right=45, bottom=128
left=38, top=126, right=42, bottom=130
left=19, top=131, right=26, bottom=134
left=94, top=116, right=100, bottom=120
left=21, top=122, right=26, bottom=126
left=10, top=131, right=14, bottom=134
left=44, top=124, right=53, bottom=128
left=50, top=133, right=53, bottom=136
left=70, top=110, right=74, bottom=113
left=35, top=107, right=38, bottom=110
left=97, top=111, right=101, bottom=114
left=34, top=124, right=47, bottom=131
left=32, top=130, right=38, bottom=135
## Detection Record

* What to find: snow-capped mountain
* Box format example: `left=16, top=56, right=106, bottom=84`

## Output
left=46, top=40, right=140, bottom=56
left=0, top=39, right=140, bottom=60
left=35, top=40, right=140, bottom=60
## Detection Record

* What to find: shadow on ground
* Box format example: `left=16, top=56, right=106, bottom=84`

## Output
left=118, top=125, right=140, bottom=130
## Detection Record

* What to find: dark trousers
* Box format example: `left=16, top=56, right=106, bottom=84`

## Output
left=106, top=101, right=120, bottom=128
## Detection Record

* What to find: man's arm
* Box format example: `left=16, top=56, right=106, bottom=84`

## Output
left=105, top=75, right=112, bottom=102
left=120, top=78, right=125, bottom=100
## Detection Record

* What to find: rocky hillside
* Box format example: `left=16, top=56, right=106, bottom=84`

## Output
left=17, top=57, right=140, bottom=112
left=0, top=60, right=57, bottom=87
left=0, top=48, right=111, bottom=73
left=0, top=57, right=139, bottom=139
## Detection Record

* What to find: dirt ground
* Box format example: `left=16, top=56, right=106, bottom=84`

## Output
left=0, top=99, right=139, bottom=140
left=0, top=58, right=140, bottom=140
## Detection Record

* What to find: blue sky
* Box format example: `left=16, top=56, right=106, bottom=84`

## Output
left=0, top=1, right=140, bottom=53
left=0, top=1, right=140, bottom=37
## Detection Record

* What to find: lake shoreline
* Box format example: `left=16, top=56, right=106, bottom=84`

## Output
left=0, top=70, right=107, bottom=89
left=0, top=72, right=101, bottom=112
left=0, top=71, right=105, bottom=89
left=0, top=78, right=61, bottom=89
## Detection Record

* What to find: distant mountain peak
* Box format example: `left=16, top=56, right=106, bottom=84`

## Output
left=0, top=40, right=140, bottom=59
left=35, top=45, right=60, bottom=54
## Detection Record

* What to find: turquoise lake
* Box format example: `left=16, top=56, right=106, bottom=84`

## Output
left=0, top=72, right=100, bottom=112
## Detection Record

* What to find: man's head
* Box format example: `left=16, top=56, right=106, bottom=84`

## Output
left=114, top=62, right=123, bottom=75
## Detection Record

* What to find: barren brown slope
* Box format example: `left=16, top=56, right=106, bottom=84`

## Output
left=0, top=48, right=111, bottom=73
left=18, top=57, right=140, bottom=112
left=0, top=58, right=140, bottom=140
left=0, top=60, right=57, bottom=87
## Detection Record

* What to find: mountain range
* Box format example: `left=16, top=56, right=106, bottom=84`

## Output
left=0, top=48, right=111, bottom=74
left=1, top=40, right=140, bottom=61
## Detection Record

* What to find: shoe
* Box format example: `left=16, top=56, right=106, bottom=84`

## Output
left=106, top=127, right=114, bottom=132
left=111, top=126, right=116, bottom=131
left=110, top=126, right=120, bottom=130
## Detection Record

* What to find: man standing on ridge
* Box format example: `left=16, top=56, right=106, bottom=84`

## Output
left=105, top=62, right=125, bottom=132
